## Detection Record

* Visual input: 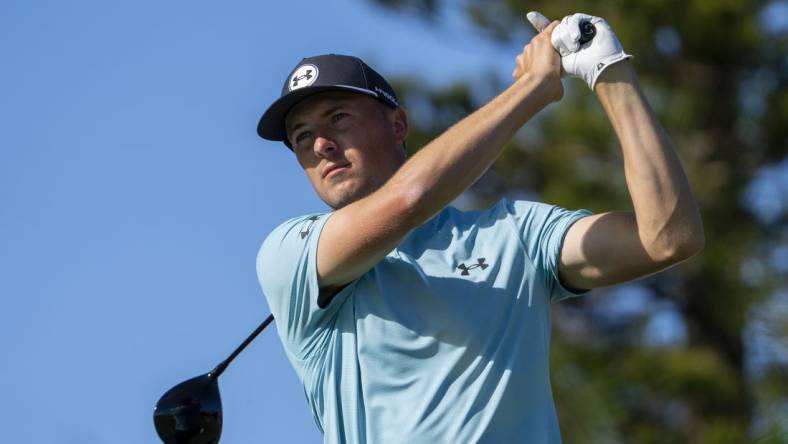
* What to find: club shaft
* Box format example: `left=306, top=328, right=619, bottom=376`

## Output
left=210, top=313, right=274, bottom=379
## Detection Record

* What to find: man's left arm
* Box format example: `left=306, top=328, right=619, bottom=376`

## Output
left=558, top=61, right=704, bottom=289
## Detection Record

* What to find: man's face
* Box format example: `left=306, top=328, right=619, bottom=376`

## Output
left=285, top=91, right=408, bottom=209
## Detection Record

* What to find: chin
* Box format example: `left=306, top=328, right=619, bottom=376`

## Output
left=324, top=181, right=375, bottom=210
left=326, top=190, right=364, bottom=210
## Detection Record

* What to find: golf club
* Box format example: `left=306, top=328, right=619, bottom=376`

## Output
left=153, top=313, right=275, bottom=444
left=578, top=20, right=596, bottom=44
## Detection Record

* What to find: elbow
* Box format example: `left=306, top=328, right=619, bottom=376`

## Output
left=682, top=214, right=706, bottom=258
left=691, top=222, right=706, bottom=254
left=387, top=181, right=431, bottom=229
left=652, top=223, right=705, bottom=265
left=673, top=231, right=705, bottom=261
left=395, top=179, right=440, bottom=227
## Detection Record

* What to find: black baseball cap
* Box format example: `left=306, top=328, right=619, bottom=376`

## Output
left=257, top=54, right=400, bottom=144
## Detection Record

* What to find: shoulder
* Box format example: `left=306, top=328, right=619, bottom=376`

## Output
left=497, top=197, right=592, bottom=225
left=404, top=199, right=528, bottom=239
left=261, top=213, right=328, bottom=248
left=257, top=213, right=329, bottom=267
left=438, top=198, right=548, bottom=228
left=498, top=197, right=553, bottom=215
left=433, top=198, right=589, bottom=227
left=433, top=199, right=513, bottom=226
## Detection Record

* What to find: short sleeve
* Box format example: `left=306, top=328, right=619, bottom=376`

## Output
left=503, top=199, right=592, bottom=303
left=256, top=213, right=348, bottom=359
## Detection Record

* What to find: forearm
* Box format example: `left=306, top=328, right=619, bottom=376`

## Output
left=385, top=73, right=557, bottom=224
left=595, top=62, right=704, bottom=259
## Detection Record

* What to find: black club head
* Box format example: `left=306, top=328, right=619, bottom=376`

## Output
left=153, top=314, right=274, bottom=443
left=153, top=374, right=223, bottom=444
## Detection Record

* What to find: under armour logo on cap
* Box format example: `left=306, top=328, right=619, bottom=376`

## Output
left=457, top=258, right=489, bottom=275
left=290, top=64, right=319, bottom=91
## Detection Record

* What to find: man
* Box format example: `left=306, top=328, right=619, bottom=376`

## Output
left=255, top=11, right=703, bottom=443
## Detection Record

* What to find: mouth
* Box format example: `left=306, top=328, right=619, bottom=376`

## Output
left=322, top=163, right=350, bottom=179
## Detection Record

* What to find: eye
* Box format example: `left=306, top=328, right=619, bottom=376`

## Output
left=294, top=130, right=312, bottom=144
left=331, top=112, right=349, bottom=123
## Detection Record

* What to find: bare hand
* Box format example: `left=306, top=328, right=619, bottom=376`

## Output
left=512, top=21, right=563, bottom=102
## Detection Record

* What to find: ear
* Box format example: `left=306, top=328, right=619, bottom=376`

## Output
left=391, top=108, right=409, bottom=144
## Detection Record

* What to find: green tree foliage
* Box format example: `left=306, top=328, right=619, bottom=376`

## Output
left=367, top=0, right=788, bottom=442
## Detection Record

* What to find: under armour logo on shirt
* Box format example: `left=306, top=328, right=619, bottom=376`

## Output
left=300, top=216, right=320, bottom=239
left=457, top=258, right=489, bottom=275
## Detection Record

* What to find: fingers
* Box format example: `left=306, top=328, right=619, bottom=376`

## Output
left=512, top=52, right=524, bottom=80
left=543, top=20, right=560, bottom=34
left=512, top=20, right=560, bottom=81
left=526, top=11, right=550, bottom=32
left=527, top=12, right=560, bottom=38
left=551, top=13, right=597, bottom=56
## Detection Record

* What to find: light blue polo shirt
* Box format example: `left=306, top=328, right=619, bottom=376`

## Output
left=257, top=199, right=591, bottom=443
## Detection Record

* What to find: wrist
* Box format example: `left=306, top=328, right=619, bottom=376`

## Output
left=516, top=71, right=563, bottom=106
left=594, top=62, right=651, bottom=125
left=593, top=60, right=637, bottom=93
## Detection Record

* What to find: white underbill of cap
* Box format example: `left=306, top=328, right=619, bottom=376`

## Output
left=329, top=84, right=397, bottom=107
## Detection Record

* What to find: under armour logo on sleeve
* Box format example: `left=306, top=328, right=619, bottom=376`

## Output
left=300, top=216, right=320, bottom=239
left=457, top=258, right=489, bottom=275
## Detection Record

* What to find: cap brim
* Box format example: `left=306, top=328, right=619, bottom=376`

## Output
left=257, top=85, right=380, bottom=142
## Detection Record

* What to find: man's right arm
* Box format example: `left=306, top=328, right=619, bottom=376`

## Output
left=316, top=22, right=563, bottom=297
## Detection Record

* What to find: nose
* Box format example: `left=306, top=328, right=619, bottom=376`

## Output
left=313, top=133, right=337, bottom=158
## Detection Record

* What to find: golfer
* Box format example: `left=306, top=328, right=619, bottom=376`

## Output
left=256, top=12, right=703, bottom=443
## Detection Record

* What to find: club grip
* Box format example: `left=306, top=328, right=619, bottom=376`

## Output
left=578, top=20, right=596, bottom=44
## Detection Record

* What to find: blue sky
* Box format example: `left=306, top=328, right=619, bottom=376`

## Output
left=0, top=0, right=522, bottom=442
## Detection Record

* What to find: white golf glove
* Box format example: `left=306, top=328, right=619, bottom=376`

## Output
left=527, top=11, right=632, bottom=90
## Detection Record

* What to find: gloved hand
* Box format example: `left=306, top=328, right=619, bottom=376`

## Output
left=526, top=11, right=632, bottom=90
